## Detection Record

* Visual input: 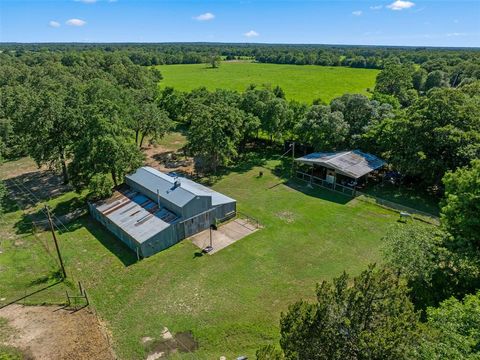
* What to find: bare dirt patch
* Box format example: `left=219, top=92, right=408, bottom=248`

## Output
left=0, top=305, right=114, bottom=360
left=276, top=210, right=295, bottom=223
left=143, top=143, right=194, bottom=175
left=145, top=330, right=197, bottom=359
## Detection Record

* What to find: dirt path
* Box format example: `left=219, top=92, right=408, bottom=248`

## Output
left=0, top=305, right=114, bottom=360
left=143, top=143, right=194, bottom=175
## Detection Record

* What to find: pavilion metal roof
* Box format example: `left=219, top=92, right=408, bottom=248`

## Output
left=295, top=150, right=385, bottom=179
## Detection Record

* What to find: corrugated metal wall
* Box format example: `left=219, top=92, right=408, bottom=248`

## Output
left=89, top=194, right=237, bottom=258
left=140, top=225, right=178, bottom=257
left=213, top=202, right=237, bottom=221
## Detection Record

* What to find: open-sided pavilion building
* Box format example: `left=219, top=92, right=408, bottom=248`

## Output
left=294, top=150, right=385, bottom=195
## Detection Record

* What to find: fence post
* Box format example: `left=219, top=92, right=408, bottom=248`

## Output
left=83, top=290, right=89, bottom=306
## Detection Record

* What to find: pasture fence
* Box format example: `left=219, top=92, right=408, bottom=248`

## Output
left=65, top=281, right=89, bottom=311
left=295, top=171, right=439, bottom=225
left=236, top=211, right=261, bottom=229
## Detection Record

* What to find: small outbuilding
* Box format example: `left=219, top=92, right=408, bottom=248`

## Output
left=89, top=167, right=236, bottom=258
left=295, top=150, right=385, bottom=193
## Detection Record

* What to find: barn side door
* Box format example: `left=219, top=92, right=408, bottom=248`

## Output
left=183, top=210, right=212, bottom=238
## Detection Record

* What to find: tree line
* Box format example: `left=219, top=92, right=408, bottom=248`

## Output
left=0, top=51, right=172, bottom=198
left=2, top=42, right=479, bottom=70
left=158, top=66, right=479, bottom=190
left=1, top=48, right=479, bottom=194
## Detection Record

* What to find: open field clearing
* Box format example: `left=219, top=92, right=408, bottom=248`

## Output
left=0, top=153, right=428, bottom=359
left=157, top=62, right=379, bottom=104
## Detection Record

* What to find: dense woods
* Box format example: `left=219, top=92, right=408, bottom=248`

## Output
left=1, top=43, right=479, bottom=358
left=2, top=44, right=478, bottom=191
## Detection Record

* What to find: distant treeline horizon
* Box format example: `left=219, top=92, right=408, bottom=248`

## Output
left=1, top=42, right=479, bottom=50
left=1, top=42, right=479, bottom=70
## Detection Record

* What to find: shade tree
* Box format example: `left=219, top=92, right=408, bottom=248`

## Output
left=294, top=105, right=348, bottom=151
left=279, top=265, right=420, bottom=360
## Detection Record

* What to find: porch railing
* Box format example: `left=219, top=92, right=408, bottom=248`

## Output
left=296, top=171, right=355, bottom=196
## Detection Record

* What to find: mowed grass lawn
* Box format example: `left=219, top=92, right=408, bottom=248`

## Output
left=157, top=62, right=379, bottom=104
left=1, top=158, right=410, bottom=359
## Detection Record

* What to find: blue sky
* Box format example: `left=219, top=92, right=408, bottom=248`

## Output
left=1, top=0, right=479, bottom=47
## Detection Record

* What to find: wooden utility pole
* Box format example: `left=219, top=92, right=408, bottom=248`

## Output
left=291, top=141, right=295, bottom=177
left=45, top=206, right=67, bottom=279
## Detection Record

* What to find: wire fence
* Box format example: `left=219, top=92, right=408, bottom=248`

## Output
left=295, top=171, right=439, bottom=224
left=355, top=192, right=440, bottom=225
left=236, top=211, right=261, bottom=229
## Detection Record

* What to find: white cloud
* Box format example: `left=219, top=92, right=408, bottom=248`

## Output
left=387, top=0, right=415, bottom=10
left=244, top=30, right=259, bottom=38
left=194, top=12, right=215, bottom=21
left=447, top=32, right=468, bottom=37
left=66, top=18, right=86, bottom=26
left=352, top=10, right=362, bottom=16
left=370, top=5, right=383, bottom=10
left=49, top=20, right=61, bottom=28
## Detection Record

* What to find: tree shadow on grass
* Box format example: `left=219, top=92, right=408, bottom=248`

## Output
left=29, top=269, right=63, bottom=287
left=269, top=152, right=353, bottom=205
left=284, top=179, right=352, bottom=205
left=78, top=217, right=138, bottom=267
left=3, top=171, right=71, bottom=212
left=13, top=196, right=86, bottom=235
left=199, top=149, right=273, bottom=186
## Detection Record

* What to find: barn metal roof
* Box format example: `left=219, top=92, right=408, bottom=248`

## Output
left=94, top=188, right=179, bottom=243
left=295, top=150, right=385, bottom=179
left=126, top=167, right=235, bottom=207
left=175, top=175, right=236, bottom=206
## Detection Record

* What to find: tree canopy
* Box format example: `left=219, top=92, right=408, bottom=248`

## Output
left=441, top=159, right=480, bottom=251
left=279, top=265, right=420, bottom=360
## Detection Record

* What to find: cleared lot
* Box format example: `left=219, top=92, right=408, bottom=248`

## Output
left=0, top=305, right=114, bottom=360
left=1, top=156, right=428, bottom=359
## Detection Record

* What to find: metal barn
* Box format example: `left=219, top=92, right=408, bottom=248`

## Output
left=89, top=167, right=236, bottom=258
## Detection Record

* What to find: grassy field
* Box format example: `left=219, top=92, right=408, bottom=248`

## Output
left=0, top=153, right=421, bottom=359
left=157, top=62, right=379, bottom=104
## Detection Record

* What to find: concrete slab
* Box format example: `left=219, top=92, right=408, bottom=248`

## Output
left=190, top=218, right=259, bottom=254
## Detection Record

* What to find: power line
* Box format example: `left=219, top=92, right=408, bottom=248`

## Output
left=4, top=178, right=211, bottom=360
left=1, top=183, right=62, bottom=274
left=4, top=180, right=76, bottom=268
left=7, top=177, right=72, bottom=233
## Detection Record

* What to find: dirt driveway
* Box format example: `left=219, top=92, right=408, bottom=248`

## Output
left=0, top=305, right=114, bottom=360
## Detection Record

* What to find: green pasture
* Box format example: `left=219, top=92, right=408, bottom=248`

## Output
left=0, top=155, right=431, bottom=359
left=157, top=62, right=379, bottom=104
